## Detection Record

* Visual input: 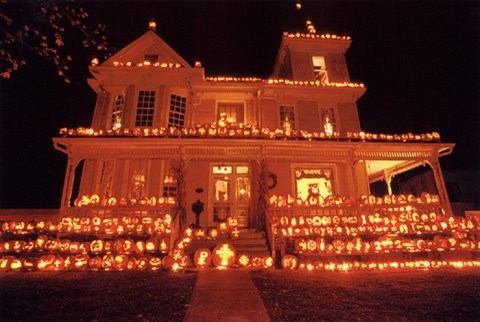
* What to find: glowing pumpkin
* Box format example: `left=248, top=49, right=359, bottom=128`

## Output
left=281, top=254, right=298, bottom=270
left=212, top=243, right=236, bottom=268
left=193, top=248, right=212, bottom=268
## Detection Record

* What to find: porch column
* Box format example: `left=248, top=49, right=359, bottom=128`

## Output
left=428, top=158, right=453, bottom=217
left=60, top=157, right=81, bottom=215
left=384, top=170, right=394, bottom=196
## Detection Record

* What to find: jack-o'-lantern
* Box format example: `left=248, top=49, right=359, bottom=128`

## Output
left=136, top=257, right=148, bottom=270
left=262, top=256, right=274, bottom=268
left=113, top=238, right=125, bottom=254
left=237, top=254, right=250, bottom=267
left=281, top=254, right=298, bottom=270
left=123, top=239, right=135, bottom=254
left=126, top=257, right=137, bottom=270
left=22, top=258, right=37, bottom=271
left=58, top=239, right=71, bottom=253
left=294, top=238, right=307, bottom=252
left=208, top=228, right=219, bottom=239
left=114, top=255, right=129, bottom=270
left=89, top=256, right=103, bottom=270
left=162, top=255, right=176, bottom=270
left=90, top=240, right=104, bottom=254
left=193, top=249, right=212, bottom=268
left=135, top=240, right=146, bottom=254
left=74, top=254, right=90, bottom=270
left=159, top=238, right=169, bottom=254
left=53, top=257, right=65, bottom=271
left=37, top=254, right=56, bottom=270
left=230, top=227, right=240, bottom=239
left=102, top=254, right=114, bottom=270
left=251, top=256, right=262, bottom=267
left=178, top=255, right=191, bottom=268
left=218, top=223, right=229, bottom=234
left=104, top=240, right=114, bottom=254
left=35, top=235, right=48, bottom=251
left=212, top=243, right=236, bottom=268
left=69, top=241, right=81, bottom=254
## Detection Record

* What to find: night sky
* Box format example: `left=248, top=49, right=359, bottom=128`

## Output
left=0, top=1, right=478, bottom=209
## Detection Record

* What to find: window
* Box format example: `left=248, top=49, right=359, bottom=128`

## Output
left=135, top=91, right=156, bottom=127
left=163, top=174, right=177, bottom=197
left=130, top=160, right=146, bottom=199
left=144, top=54, right=158, bottom=64
left=217, top=103, right=244, bottom=123
left=294, top=168, right=334, bottom=201
left=279, top=105, right=296, bottom=130
left=321, top=107, right=336, bottom=135
left=111, top=93, right=125, bottom=130
left=168, top=94, right=187, bottom=128
left=312, top=56, right=328, bottom=83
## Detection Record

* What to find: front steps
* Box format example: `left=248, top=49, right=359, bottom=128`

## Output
left=185, top=228, right=271, bottom=258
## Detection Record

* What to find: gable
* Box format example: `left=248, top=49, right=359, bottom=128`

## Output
left=102, top=30, right=191, bottom=67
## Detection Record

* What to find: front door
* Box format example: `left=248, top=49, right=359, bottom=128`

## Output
left=211, top=164, right=251, bottom=228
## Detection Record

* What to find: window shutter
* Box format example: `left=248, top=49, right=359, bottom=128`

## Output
left=122, top=85, right=136, bottom=128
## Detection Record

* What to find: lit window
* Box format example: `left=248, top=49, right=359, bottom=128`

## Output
left=213, top=166, right=233, bottom=174
left=294, top=168, right=334, bottom=201
left=111, top=93, right=125, bottom=130
left=135, top=91, right=156, bottom=127
left=168, top=94, right=187, bottom=128
left=144, top=54, right=158, bottom=64
left=312, top=56, right=328, bottom=83
left=279, top=105, right=295, bottom=130
left=217, top=103, right=244, bottom=123
left=322, top=108, right=336, bottom=135
left=236, top=166, right=249, bottom=174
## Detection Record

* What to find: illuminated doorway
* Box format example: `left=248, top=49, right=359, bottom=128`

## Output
left=211, top=164, right=251, bottom=227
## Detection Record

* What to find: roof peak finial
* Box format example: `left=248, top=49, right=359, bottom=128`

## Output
left=148, top=19, right=157, bottom=32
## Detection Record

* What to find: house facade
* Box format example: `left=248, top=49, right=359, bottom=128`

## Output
left=53, top=23, right=454, bottom=231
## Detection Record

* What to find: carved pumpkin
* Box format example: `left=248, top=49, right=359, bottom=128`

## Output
left=193, top=248, right=212, bottom=268
left=281, top=254, right=298, bottom=270
left=212, top=243, right=236, bottom=268
left=237, top=254, right=250, bottom=267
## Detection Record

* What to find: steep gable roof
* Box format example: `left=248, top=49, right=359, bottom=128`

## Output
left=102, top=30, right=191, bottom=67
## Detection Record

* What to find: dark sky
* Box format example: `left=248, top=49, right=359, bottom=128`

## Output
left=0, top=1, right=478, bottom=208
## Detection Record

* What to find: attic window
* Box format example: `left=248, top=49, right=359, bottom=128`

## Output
left=144, top=54, right=158, bottom=64
left=312, top=56, right=328, bottom=83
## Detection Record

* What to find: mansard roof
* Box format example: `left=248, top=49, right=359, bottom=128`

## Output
left=102, top=30, right=191, bottom=68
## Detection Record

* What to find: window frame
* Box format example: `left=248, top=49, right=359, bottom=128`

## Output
left=216, top=101, right=246, bottom=124
left=111, top=92, right=126, bottom=130
left=311, top=56, right=329, bottom=83
left=134, top=90, right=156, bottom=127
left=278, top=104, right=296, bottom=130
left=290, top=163, right=339, bottom=201
left=168, top=93, right=188, bottom=129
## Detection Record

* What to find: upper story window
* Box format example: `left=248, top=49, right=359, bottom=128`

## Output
left=135, top=91, right=156, bottom=127
left=322, top=107, right=336, bottom=135
left=144, top=54, right=158, bottom=64
left=111, top=92, right=125, bottom=130
left=168, top=94, right=187, bottom=128
left=279, top=105, right=296, bottom=131
left=312, top=56, right=328, bottom=83
left=217, top=103, right=244, bottom=123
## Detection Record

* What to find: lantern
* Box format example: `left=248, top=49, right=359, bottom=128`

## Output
left=212, top=243, right=236, bottom=268
left=251, top=256, right=262, bottom=267
left=102, top=255, right=114, bottom=270
left=193, top=248, right=212, bottom=268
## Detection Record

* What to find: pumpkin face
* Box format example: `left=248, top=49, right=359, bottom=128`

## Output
left=281, top=254, right=298, bottom=270
left=212, top=243, right=236, bottom=268
left=193, top=249, right=212, bottom=268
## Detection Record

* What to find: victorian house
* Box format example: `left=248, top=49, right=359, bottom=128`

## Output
left=53, top=22, right=454, bottom=232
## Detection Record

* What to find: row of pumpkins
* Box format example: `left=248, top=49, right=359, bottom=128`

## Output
left=1, top=214, right=173, bottom=237
left=281, top=254, right=480, bottom=271
left=291, top=235, right=480, bottom=254
left=0, top=236, right=171, bottom=255
left=269, top=192, right=441, bottom=208
left=0, top=243, right=273, bottom=272
left=73, top=195, right=176, bottom=207
left=59, top=124, right=440, bottom=143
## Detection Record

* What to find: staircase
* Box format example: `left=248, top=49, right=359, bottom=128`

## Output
left=185, top=228, right=271, bottom=258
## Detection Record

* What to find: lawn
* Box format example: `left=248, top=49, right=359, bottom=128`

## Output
left=251, top=268, right=480, bottom=321
left=0, top=270, right=197, bottom=321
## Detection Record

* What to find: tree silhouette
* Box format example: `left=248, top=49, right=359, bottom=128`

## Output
left=0, top=0, right=111, bottom=83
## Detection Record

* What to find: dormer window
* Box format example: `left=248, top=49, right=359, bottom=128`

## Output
left=312, top=56, right=328, bottom=83
left=144, top=54, right=158, bottom=64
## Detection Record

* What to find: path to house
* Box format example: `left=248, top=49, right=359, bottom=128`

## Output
left=183, top=269, right=271, bottom=322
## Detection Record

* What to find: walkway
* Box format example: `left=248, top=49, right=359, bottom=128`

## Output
left=183, top=269, right=271, bottom=322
